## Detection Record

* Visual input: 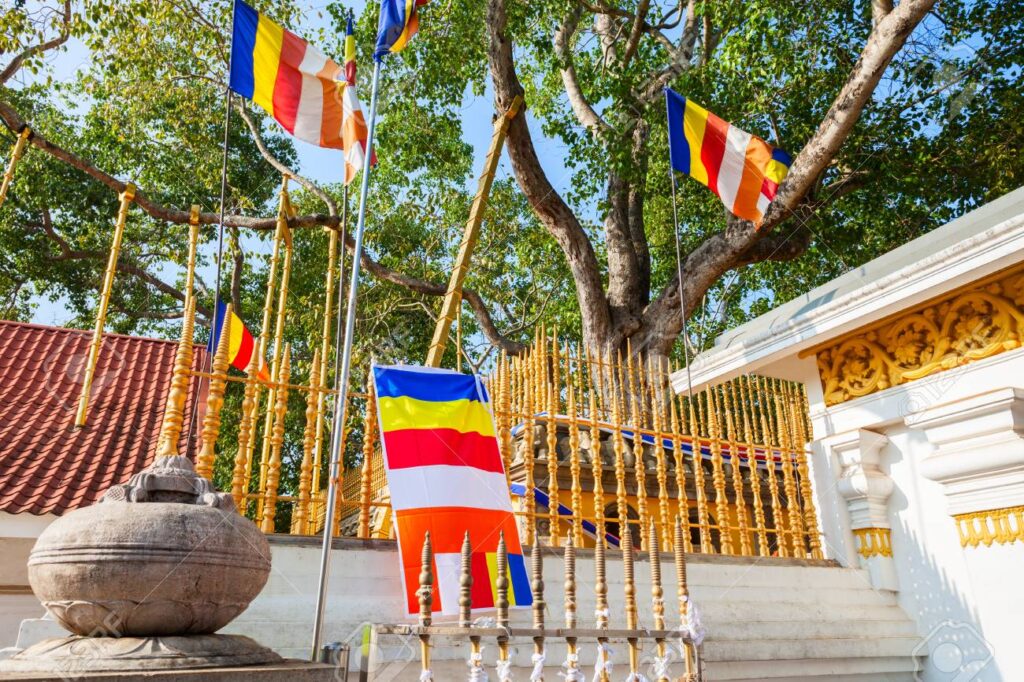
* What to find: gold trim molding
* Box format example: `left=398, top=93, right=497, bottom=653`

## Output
left=853, top=527, right=892, bottom=558
left=955, top=506, right=1024, bottom=548
left=813, top=262, right=1024, bottom=406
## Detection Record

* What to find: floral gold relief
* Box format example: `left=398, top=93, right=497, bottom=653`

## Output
left=815, top=264, right=1024, bottom=406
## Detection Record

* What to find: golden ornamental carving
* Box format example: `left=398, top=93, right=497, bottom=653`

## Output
left=955, top=506, right=1024, bottom=548
left=853, top=527, right=892, bottom=558
left=815, top=265, right=1024, bottom=406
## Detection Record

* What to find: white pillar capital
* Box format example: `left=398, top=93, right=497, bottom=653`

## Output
left=908, top=387, right=1024, bottom=516
left=832, top=429, right=893, bottom=530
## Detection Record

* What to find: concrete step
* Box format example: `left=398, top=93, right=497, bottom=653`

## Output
left=706, top=655, right=918, bottom=680
left=696, top=599, right=910, bottom=623
left=692, top=583, right=898, bottom=606
left=706, top=617, right=918, bottom=641
left=702, top=636, right=921, bottom=662
left=687, top=564, right=874, bottom=590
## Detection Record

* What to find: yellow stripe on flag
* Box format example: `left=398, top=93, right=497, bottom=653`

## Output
left=765, top=158, right=789, bottom=184
left=683, top=99, right=710, bottom=186
left=227, top=310, right=245, bottom=362
left=485, top=553, right=517, bottom=606
left=252, top=15, right=284, bottom=114
left=377, top=395, right=496, bottom=437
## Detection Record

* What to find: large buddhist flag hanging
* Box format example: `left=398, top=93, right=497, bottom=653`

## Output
left=374, top=0, right=430, bottom=60
left=372, top=365, right=531, bottom=615
left=229, top=0, right=347, bottom=149
left=208, top=300, right=270, bottom=381
left=665, top=88, right=791, bottom=225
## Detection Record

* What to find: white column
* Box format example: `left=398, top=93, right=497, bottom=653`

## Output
left=831, top=429, right=899, bottom=590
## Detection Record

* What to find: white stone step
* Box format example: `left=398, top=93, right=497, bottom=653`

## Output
left=702, top=636, right=920, bottom=662
left=696, top=599, right=910, bottom=623
left=706, top=617, right=919, bottom=640
left=706, top=654, right=918, bottom=680
left=687, top=563, right=874, bottom=590
left=692, top=583, right=898, bottom=605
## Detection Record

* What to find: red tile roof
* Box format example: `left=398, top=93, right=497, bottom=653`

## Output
left=0, top=320, right=208, bottom=516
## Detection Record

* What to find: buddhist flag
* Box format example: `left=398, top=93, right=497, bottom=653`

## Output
left=208, top=301, right=270, bottom=381
left=341, top=15, right=373, bottom=185
left=372, top=365, right=531, bottom=616
left=665, top=88, right=791, bottom=225
left=374, top=0, right=430, bottom=60
left=229, top=0, right=348, bottom=149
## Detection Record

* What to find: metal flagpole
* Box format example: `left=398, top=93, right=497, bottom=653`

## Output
left=311, top=58, right=383, bottom=660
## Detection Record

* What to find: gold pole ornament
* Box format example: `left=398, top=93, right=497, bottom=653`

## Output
left=357, top=374, right=378, bottom=538
left=312, top=227, right=338, bottom=507
left=0, top=126, right=31, bottom=208
left=75, top=182, right=136, bottom=427
left=530, top=536, right=546, bottom=681
left=196, top=304, right=233, bottom=480
left=185, top=205, right=201, bottom=311
left=232, top=345, right=261, bottom=511
left=260, top=345, right=290, bottom=533
left=156, top=297, right=196, bottom=458
left=295, top=349, right=321, bottom=533
left=417, top=531, right=434, bottom=682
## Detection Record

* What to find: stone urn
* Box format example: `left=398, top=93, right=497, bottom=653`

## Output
left=1, top=455, right=282, bottom=673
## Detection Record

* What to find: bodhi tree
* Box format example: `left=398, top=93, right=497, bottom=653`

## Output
left=1, top=0, right=1021, bottom=364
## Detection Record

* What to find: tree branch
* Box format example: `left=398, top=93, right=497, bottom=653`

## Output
left=554, top=7, right=613, bottom=139
left=620, top=0, right=652, bottom=67
left=0, top=1, right=72, bottom=84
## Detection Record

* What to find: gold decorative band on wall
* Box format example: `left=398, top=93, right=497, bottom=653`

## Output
left=806, top=261, right=1024, bottom=406
left=853, top=527, right=892, bottom=558
left=955, top=506, right=1024, bottom=548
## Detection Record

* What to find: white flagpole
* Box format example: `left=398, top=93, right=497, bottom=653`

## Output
left=311, top=56, right=383, bottom=661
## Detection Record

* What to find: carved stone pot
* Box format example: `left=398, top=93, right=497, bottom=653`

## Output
left=26, top=456, right=272, bottom=638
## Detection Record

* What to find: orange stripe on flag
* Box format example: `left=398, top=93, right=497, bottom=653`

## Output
left=733, top=136, right=773, bottom=222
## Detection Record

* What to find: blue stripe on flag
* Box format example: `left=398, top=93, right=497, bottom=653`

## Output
left=229, top=0, right=258, bottom=98
left=665, top=88, right=690, bottom=175
left=206, top=300, right=230, bottom=354
left=373, top=365, right=485, bottom=403
left=771, top=147, right=792, bottom=167
left=507, top=553, right=532, bottom=606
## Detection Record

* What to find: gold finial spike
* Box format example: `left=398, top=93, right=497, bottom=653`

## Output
left=185, top=205, right=200, bottom=313
left=547, top=337, right=560, bottom=546
left=523, top=343, right=537, bottom=545
left=779, top=380, right=808, bottom=557
left=75, top=182, right=137, bottom=427
left=496, top=531, right=510, bottom=629
left=739, top=375, right=770, bottom=556
left=197, top=304, right=234, bottom=480
left=706, top=386, right=733, bottom=555
left=295, top=349, right=321, bottom=533
left=418, top=531, right=434, bottom=626
left=312, top=227, right=338, bottom=509
left=594, top=531, right=608, bottom=628
left=260, top=345, right=290, bottom=533
left=794, top=384, right=823, bottom=558
left=611, top=356, right=629, bottom=555
left=669, top=394, right=692, bottom=554
left=626, top=349, right=649, bottom=551
left=674, top=515, right=690, bottom=624
left=722, top=379, right=751, bottom=556
left=232, top=342, right=261, bottom=512
left=459, top=531, right=473, bottom=628
left=566, top=347, right=584, bottom=547
left=357, top=374, right=378, bottom=538
left=622, top=516, right=638, bottom=631
left=759, top=376, right=787, bottom=557
left=564, top=535, right=577, bottom=628
left=497, top=351, right=514, bottom=489
left=650, top=359, right=672, bottom=551
left=0, top=126, right=31, bottom=208
left=650, top=520, right=669, bottom=682
left=156, top=296, right=196, bottom=457
left=530, top=536, right=545, bottom=681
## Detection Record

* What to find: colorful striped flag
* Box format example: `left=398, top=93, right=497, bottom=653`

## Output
left=372, top=365, right=531, bottom=616
left=341, top=15, right=372, bottom=185
left=665, top=88, right=791, bottom=225
left=208, top=300, right=270, bottom=381
left=229, top=0, right=356, bottom=153
left=374, top=0, right=430, bottom=60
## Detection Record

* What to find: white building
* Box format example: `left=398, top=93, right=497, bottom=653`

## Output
left=672, top=187, right=1024, bottom=681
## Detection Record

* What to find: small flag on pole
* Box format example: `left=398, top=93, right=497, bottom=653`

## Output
left=374, top=0, right=430, bottom=60
left=341, top=14, right=373, bottom=185
left=208, top=300, right=270, bottom=381
left=228, top=0, right=349, bottom=150
left=665, top=88, right=791, bottom=225
left=372, top=365, right=531, bottom=615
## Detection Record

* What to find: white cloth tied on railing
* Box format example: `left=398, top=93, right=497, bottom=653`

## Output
left=591, top=643, right=613, bottom=682
left=682, top=599, right=706, bottom=646
left=468, top=649, right=489, bottom=682
left=530, top=650, right=546, bottom=681
left=559, top=652, right=585, bottom=681
left=419, top=670, right=434, bottom=681
left=652, top=654, right=672, bottom=680
left=496, top=658, right=513, bottom=682
left=594, top=608, right=610, bottom=624
left=624, top=672, right=650, bottom=682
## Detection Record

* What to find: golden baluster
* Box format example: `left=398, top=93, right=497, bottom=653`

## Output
left=675, top=516, right=696, bottom=681
left=232, top=347, right=261, bottom=513
left=622, top=517, right=641, bottom=677
left=498, top=352, right=514, bottom=489
left=706, top=387, right=733, bottom=554
left=650, top=521, right=670, bottom=682
left=758, top=376, right=787, bottom=557
left=358, top=377, right=378, bottom=539
left=612, top=354, right=630, bottom=551
left=260, top=346, right=290, bottom=533
left=773, top=379, right=806, bottom=557
left=688, top=389, right=712, bottom=553
left=650, top=360, right=672, bottom=551
left=523, top=343, right=538, bottom=545
left=196, top=305, right=234, bottom=481
left=156, top=297, right=196, bottom=457
left=670, top=396, right=693, bottom=553
left=417, top=531, right=434, bottom=682
left=547, top=337, right=560, bottom=546
left=257, top=182, right=293, bottom=519
left=589, top=358, right=606, bottom=549
left=722, top=380, right=750, bottom=556
left=795, top=385, right=823, bottom=559
left=531, top=537, right=546, bottom=680
left=566, top=347, right=584, bottom=548
left=594, top=528, right=610, bottom=682
left=0, top=126, right=31, bottom=208
left=312, top=226, right=339, bottom=521
left=496, top=531, right=511, bottom=673
left=739, top=375, right=769, bottom=556
left=626, top=344, right=649, bottom=550
left=294, top=350, right=321, bottom=534
left=184, top=206, right=200, bottom=313
left=75, top=183, right=136, bottom=427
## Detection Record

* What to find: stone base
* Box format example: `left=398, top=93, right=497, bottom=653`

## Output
left=0, top=661, right=336, bottom=681
left=0, top=634, right=283, bottom=674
